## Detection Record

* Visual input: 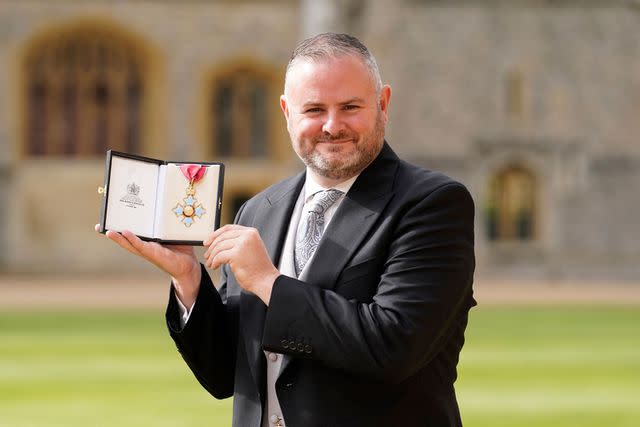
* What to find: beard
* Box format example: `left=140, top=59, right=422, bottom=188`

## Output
left=294, top=110, right=386, bottom=181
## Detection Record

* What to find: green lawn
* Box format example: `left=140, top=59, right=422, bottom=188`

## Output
left=1, top=306, right=638, bottom=426
left=0, top=311, right=232, bottom=427
left=457, top=306, right=640, bottom=427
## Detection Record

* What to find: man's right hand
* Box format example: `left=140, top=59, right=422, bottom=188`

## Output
left=95, top=224, right=202, bottom=308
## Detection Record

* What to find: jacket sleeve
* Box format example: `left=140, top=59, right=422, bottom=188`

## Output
left=262, top=182, right=475, bottom=384
left=166, top=263, right=238, bottom=398
left=166, top=201, right=250, bottom=398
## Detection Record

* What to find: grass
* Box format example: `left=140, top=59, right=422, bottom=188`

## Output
left=0, top=306, right=638, bottom=426
left=0, top=311, right=232, bottom=427
left=457, top=306, right=640, bottom=427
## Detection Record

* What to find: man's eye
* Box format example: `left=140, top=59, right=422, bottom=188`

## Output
left=343, top=104, right=360, bottom=110
left=305, top=108, right=322, bottom=113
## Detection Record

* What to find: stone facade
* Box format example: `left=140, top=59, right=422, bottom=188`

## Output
left=356, top=1, right=640, bottom=280
left=0, top=0, right=300, bottom=273
left=0, top=0, right=638, bottom=279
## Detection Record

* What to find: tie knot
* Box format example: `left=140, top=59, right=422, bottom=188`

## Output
left=308, top=189, right=343, bottom=214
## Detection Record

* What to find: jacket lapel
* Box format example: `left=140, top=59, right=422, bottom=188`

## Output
left=303, top=143, right=398, bottom=291
left=239, top=173, right=305, bottom=400
left=278, top=143, right=398, bottom=376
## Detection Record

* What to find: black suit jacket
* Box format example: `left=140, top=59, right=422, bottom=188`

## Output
left=167, top=143, right=476, bottom=427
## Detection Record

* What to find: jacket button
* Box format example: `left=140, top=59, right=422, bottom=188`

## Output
left=297, top=343, right=304, bottom=352
left=288, top=340, right=296, bottom=349
left=304, top=344, right=312, bottom=353
left=281, top=339, right=288, bottom=349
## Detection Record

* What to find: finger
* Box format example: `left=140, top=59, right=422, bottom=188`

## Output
left=207, top=246, right=235, bottom=270
left=204, top=230, right=242, bottom=258
left=120, top=231, right=177, bottom=271
left=105, top=230, right=143, bottom=257
left=94, top=223, right=100, bottom=232
left=204, top=224, right=245, bottom=246
left=206, top=226, right=258, bottom=257
left=121, top=230, right=160, bottom=260
left=204, top=239, right=236, bottom=267
left=204, top=225, right=244, bottom=255
left=203, top=225, right=227, bottom=246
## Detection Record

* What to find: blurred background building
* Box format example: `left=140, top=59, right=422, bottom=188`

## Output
left=0, top=0, right=638, bottom=279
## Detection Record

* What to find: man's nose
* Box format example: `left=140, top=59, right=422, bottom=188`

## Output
left=321, top=112, right=345, bottom=136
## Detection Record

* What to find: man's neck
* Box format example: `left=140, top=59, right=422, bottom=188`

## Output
left=305, top=169, right=360, bottom=197
left=307, top=170, right=357, bottom=189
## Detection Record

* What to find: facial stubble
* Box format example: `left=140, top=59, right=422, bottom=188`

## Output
left=293, top=109, right=386, bottom=181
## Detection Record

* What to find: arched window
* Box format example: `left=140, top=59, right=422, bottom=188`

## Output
left=486, top=166, right=537, bottom=241
left=209, top=65, right=277, bottom=159
left=24, top=28, right=144, bottom=157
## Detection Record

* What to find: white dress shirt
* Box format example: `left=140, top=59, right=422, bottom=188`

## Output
left=175, top=171, right=358, bottom=426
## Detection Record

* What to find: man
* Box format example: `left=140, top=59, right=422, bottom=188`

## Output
left=99, top=33, right=475, bottom=427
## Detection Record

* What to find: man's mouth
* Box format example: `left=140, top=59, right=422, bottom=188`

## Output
left=316, top=137, right=355, bottom=145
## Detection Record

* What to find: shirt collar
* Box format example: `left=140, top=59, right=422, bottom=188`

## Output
left=303, top=169, right=359, bottom=203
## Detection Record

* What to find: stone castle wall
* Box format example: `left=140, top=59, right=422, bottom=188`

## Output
left=0, top=0, right=638, bottom=278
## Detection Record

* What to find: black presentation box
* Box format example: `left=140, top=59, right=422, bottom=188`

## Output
left=98, top=150, right=225, bottom=245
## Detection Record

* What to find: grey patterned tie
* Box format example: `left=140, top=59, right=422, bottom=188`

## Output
left=294, top=189, right=344, bottom=276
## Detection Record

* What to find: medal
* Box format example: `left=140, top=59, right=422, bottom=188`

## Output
left=173, top=164, right=207, bottom=227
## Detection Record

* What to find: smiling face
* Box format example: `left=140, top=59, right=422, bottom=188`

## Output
left=280, top=54, right=391, bottom=186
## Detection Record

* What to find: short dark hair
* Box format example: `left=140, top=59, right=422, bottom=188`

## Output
left=285, top=33, right=382, bottom=93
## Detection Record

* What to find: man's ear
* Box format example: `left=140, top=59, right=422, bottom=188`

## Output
left=280, top=95, right=289, bottom=121
left=379, top=85, right=392, bottom=123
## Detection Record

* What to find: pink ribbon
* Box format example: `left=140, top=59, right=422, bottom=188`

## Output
left=179, top=164, right=207, bottom=183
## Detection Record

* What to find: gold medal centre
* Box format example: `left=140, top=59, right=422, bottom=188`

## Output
left=183, top=205, right=195, bottom=217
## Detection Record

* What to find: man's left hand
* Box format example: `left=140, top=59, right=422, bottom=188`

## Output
left=203, top=224, right=280, bottom=305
